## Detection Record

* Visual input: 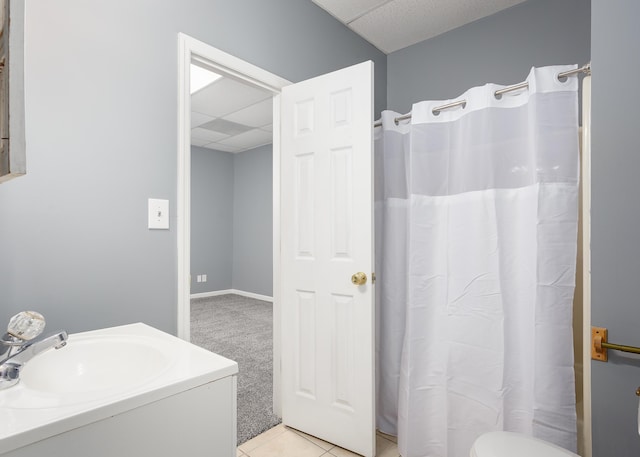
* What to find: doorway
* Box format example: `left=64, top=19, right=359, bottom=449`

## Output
left=176, top=33, right=291, bottom=423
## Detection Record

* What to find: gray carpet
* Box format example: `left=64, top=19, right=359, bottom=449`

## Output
left=190, top=294, right=281, bottom=444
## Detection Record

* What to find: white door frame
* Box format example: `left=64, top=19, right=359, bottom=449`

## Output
left=177, top=33, right=291, bottom=415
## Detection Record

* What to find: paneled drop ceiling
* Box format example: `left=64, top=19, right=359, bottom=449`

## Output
left=312, top=0, right=526, bottom=54
left=190, top=68, right=273, bottom=154
left=191, top=0, right=528, bottom=152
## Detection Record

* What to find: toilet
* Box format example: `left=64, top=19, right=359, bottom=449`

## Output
left=470, top=431, right=579, bottom=457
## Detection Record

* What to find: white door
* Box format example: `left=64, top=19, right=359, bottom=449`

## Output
left=280, top=61, right=375, bottom=457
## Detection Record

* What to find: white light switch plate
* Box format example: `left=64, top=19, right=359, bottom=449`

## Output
left=148, top=198, right=169, bottom=230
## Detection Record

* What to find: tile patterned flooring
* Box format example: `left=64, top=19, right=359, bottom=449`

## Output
left=237, top=424, right=399, bottom=457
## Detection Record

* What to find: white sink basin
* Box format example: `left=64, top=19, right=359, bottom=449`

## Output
left=3, top=331, right=177, bottom=409
left=20, top=334, right=172, bottom=395
left=0, top=323, right=239, bottom=456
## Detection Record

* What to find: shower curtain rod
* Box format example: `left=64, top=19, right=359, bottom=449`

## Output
left=373, top=63, right=591, bottom=127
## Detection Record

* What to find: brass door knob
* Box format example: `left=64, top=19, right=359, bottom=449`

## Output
left=351, top=272, right=367, bottom=286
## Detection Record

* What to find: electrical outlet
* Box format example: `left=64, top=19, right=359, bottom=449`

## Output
left=196, top=275, right=202, bottom=283
left=202, top=274, right=207, bottom=282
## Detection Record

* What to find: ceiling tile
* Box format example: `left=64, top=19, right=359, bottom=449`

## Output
left=225, top=98, right=273, bottom=128
left=191, top=127, right=230, bottom=142
left=199, top=118, right=253, bottom=136
left=323, top=0, right=526, bottom=54
left=217, top=128, right=273, bottom=150
left=312, top=0, right=392, bottom=23
left=191, top=111, right=215, bottom=128
left=203, top=142, right=242, bottom=153
left=190, top=137, right=211, bottom=147
left=191, top=77, right=272, bottom=118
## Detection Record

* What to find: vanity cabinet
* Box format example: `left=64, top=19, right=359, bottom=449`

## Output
left=3, top=375, right=238, bottom=457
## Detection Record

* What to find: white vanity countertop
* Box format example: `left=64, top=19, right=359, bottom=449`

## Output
left=0, top=323, right=238, bottom=454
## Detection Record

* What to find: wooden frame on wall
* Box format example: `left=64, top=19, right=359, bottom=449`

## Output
left=0, top=0, right=26, bottom=184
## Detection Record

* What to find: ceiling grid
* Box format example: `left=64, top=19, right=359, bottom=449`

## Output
left=190, top=1, right=526, bottom=152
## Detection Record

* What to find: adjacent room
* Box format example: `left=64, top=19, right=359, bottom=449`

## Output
left=188, top=61, right=278, bottom=443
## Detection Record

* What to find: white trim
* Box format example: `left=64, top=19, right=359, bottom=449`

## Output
left=190, top=289, right=235, bottom=299
left=185, top=36, right=291, bottom=92
left=177, top=32, right=290, bottom=415
left=581, top=75, right=592, bottom=457
left=272, top=93, right=282, bottom=417
left=190, top=289, right=274, bottom=303
left=177, top=33, right=191, bottom=341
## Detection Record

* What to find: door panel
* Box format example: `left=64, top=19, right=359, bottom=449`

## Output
left=280, top=61, right=375, bottom=457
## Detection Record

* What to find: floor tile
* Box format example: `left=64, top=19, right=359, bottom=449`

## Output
left=238, top=423, right=287, bottom=453
left=376, top=434, right=395, bottom=453
left=242, top=424, right=400, bottom=457
left=328, top=435, right=399, bottom=457
left=376, top=445, right=400, bottom=457
left=377, top=433, right=400, bottom=457
left=247, top=430, right=327, bottom=457
left=288, top=427, right=334, bottom=450
left=328, top=446, right=361, bottom=457
left=376, top=430, right=398, bottom=444
left=237, top=449, right=245, bottom=456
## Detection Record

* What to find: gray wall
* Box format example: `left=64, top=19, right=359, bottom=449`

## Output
left=591, top=1, right=640, bottom=455
left=387, top=0, right=591, bottom=114
left=190, top=146, right=234, bottom=294
left=0, top=0, right=385, bottom=335
left=190, top=145, right=273, bottom=298
left=232, top=145, right=273, bottom=297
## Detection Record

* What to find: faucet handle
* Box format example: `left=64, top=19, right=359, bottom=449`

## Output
left=0, top=362, right=20, bottom=381
left=7, top=311, right=46, bottom=341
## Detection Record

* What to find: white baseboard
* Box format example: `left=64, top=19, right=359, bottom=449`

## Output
left=232, top=289, right=274, bottom=302
left=190, top=288, right=273, bottom=302
left=190, top=289, right=234, bottom=299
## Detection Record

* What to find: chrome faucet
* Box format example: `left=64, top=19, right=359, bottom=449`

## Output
left=0, top=311, right=68, bottom=390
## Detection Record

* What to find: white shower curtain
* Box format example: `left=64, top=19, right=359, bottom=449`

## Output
left=375, top=65, right=579, bottom=457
